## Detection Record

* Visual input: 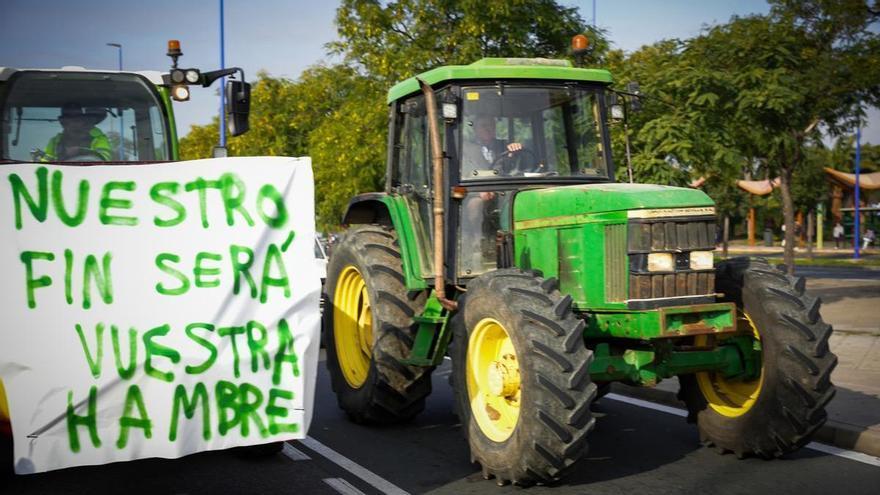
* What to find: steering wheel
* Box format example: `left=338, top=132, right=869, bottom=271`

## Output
left=490, top=147, right=540, bottom=176
left=62, top=147, right=109, bottom=162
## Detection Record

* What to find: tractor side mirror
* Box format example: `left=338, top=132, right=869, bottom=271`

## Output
left=607, top=92, right=624, bottom=121
left=226, top=80, right=251, bottom=137
left=626, top=81, right=642, bottom=113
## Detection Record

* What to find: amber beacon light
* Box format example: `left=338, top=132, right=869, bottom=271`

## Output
left=572, top=34, right=589, bottom=53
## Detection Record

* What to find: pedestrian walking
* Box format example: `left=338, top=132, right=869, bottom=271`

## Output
left=863, top=228, right=875, bottom=250
left=833, top=222, right=844, bottom=249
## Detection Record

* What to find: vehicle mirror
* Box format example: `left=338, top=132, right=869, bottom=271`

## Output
left=626, top=81, right=642, bottom=113
left=226, top=79, right=251, bottom=137
left=607, top=92, right=619, bottom=107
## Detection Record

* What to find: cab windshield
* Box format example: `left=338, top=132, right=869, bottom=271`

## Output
left=459, top=85, right=608, bottom=180
left=1, top=71, right=171, bottom=163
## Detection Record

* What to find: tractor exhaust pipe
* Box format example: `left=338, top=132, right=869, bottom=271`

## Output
left=418, top=78, right=457, bottom=311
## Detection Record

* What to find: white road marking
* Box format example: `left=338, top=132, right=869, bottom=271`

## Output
left=805, top=441, right=880, bottom=468
left=604, top=393, right=687, bottom=418
left=300, top=436, right=411, bottom=495
left=604, top=393, right=880, bottom=468
left=282, top=442, right=311, bottom=461
left=323, top=477, right=367, bottom=495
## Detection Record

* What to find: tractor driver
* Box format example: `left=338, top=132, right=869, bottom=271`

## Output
left=461, top=115, right=524, bottom=177
left=43, top=103, right=112, bottom=162
left=459, top=116, right=527, bottom=273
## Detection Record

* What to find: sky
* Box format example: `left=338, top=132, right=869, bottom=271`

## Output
left=1, top=0, right=877, bottom=146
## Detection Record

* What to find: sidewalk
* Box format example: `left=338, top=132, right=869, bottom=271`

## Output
left=611, top=272, right=880, bottom=457
left=723, top=242, right=880, bottom=261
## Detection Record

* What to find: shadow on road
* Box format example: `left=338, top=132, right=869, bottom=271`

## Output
left=816, top=385, right=880, bottom=450
left=809, top=284, right=880, bottom=304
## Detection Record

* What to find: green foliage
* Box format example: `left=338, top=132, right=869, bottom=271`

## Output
left=332, top=0, right=603, bottom=83
left=179, top=0, right=878, bottom=240
left=607, top=2, right=878, bottom=220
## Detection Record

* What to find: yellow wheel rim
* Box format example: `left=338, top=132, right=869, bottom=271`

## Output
left=0, top=379, right=9, bottom=422
left=695, top=312, right=764, bottom=418
left=467, top=317, right=521, bottom=442
left=333, top=266, right=373, bottom=388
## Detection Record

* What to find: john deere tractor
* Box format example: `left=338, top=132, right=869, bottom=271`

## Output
left=323, top=54, right=837, bottom=486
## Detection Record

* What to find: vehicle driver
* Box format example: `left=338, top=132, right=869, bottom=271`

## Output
left=461, top=116, right=524, bottom=177
left=43, top=103, right=112, bottom=162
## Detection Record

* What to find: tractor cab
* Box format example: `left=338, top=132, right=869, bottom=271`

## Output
left=1, top=40, right=251, bottom=165
left=0, top=68, right=176, bottom=163
left=382, top=58, right=615, bottom=282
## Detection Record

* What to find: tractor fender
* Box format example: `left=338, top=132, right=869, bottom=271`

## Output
left=342, top=193, right=392, bottom=226
left=342, top=193, right=428, bottom=290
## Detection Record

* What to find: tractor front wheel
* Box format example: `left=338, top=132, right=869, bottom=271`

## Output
left=451, top=269, right=596, bottom=486
left=679, top=258, right=837, bottom=457
left=324, top=225, right=432, bottom=423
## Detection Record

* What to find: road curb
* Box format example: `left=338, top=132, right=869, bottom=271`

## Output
left=608, top=383, right=880, bottom=458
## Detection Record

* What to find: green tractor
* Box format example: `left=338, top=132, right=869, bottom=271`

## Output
left=322, top=54, right=837, bottom=485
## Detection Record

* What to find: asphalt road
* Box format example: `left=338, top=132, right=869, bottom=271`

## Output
left=4, top=359, right=880, bottom=495
left=3, top=264, right=879, bottom=494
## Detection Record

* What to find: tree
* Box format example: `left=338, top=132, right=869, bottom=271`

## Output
left=687, top=3, right=879, bottom=272
left=608, top=2, right=879, bottom=272
left=332, top=0, right=603, bottom=84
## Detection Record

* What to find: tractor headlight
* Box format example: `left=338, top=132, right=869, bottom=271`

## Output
left=442, top=102, right=457, bottom=119
left=647, top=252, right=674, bottom=272
left=689, top=251, right=714, bottom=270
left=171, top=84, right=191, bottom=101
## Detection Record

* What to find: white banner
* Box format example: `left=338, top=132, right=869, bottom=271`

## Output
left=0, top=157, right=321, bottom=474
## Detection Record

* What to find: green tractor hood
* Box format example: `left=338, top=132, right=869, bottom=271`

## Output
left=514, top=183, right=714, bottom=229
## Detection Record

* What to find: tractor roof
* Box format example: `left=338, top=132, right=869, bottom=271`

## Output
left=387, top=58, right=613, bottom=104
left=0, top=67, right=165, bottom=85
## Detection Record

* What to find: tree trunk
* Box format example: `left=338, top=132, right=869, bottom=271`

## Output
left=807, top=209, right=814, bottom=259
left=748, top=207, right=756, bottom=246
left=779, top=165, right=796, bottom=275
left=722, top=215, right=730, bottom=259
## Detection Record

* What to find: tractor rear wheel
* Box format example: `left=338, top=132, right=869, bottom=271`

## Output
left=324, top=225, right=432, bottom=423
left=451, top=269, right=596, bottom=486
left=679, top=257, right=837, bottom=457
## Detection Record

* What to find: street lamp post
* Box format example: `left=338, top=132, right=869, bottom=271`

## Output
left=106, top=42, right=124, bottom=160
left=218, top=0, right=227, bottom=154
left=854, top=117, right=862, bottom=259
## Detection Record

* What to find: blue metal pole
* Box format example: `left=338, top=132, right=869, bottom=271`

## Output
left=854, top=118, right=862, bottom=258
left=219, top=0, right=226, bottom=148
left=592, top=0, right=596, bottom=27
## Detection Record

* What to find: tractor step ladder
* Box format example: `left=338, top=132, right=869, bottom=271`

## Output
left=401, top=293, right=450, bottom=366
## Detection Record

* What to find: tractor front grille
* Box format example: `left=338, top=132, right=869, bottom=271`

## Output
left=625, top=215, right=717, bottom=308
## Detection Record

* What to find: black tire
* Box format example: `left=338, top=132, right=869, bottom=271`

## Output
left=450, top=269, right=596, bottom=486
left=324, top=225, right=432, bottom=423
left=678, top=257, right=837, bottom=458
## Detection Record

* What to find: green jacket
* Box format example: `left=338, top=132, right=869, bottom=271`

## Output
left=44, top=128, right=112, bottom=161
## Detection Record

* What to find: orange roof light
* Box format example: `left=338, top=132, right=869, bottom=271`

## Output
left=572, top=34, right=589, bottom=52
left=167, top=39, right=182, bottom=57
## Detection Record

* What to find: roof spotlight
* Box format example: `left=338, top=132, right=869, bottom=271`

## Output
left=171, top=84, right=190, bottom=101
left=184, top=69, right=201, bottom=84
